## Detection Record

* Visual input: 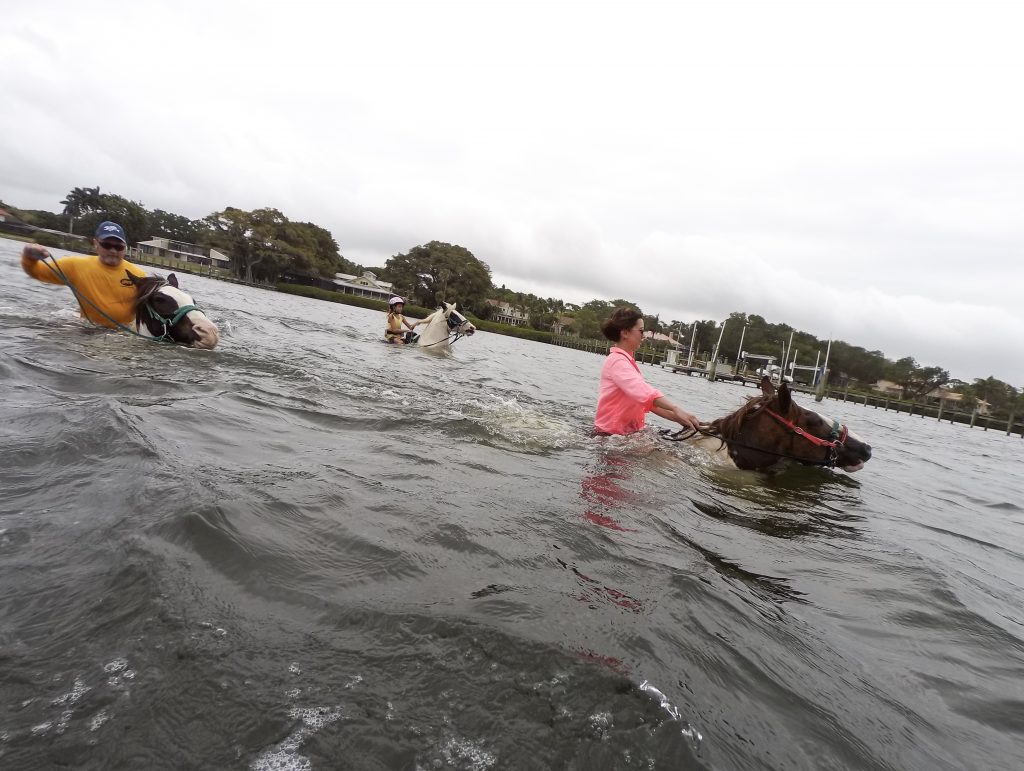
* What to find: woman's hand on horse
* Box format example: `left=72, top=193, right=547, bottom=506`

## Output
left=673, top=408, right=701, bottom=432
left=22, top=245, right=50, bottom=261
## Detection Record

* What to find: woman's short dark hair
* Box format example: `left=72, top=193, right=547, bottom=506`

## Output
left=600, top=307, right=643, bottom=342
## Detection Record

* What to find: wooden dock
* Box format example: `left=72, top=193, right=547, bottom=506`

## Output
left=661, top=363, right=760, bottom=386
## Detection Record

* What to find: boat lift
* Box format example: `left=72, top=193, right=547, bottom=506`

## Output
left=785, top=349, right=827, bottom=386
left=739, top=352, right=791, bottom=384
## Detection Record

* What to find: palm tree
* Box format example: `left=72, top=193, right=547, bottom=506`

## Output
left=60, top=186, right=103, bottom=234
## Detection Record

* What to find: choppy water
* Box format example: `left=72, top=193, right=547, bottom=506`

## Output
left=1, top=236, right=1022, bottom=771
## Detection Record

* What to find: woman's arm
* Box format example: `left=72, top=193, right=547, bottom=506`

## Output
left=605, top=354, right=661, bottom=403
left=651, top=396, right=700, bottom=431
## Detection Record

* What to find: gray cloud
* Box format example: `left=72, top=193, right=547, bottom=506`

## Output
left=3, top=0, right=1022, bottom=383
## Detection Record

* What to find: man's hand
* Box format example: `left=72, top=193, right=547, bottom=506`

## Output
left=22, top=245, right=51, bottom=261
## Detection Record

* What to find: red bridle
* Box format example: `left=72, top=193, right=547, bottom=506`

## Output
left=763, top=408, right=848, bottom=466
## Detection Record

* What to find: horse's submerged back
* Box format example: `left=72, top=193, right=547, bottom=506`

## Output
left=126, top=272, right=219, bottom=349
left=670, top=377, right=871, bottom=473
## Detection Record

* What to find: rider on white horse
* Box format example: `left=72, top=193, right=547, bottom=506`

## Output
left=384, top=296, right=420, bottom=344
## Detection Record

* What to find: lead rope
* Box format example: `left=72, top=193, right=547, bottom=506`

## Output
left=418, top=332, right=461, bottom=348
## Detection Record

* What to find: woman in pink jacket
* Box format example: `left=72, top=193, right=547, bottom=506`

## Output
left=594, top=307, right=701, bottom=435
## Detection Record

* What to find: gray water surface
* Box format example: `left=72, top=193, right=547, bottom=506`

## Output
left=1, top=237, right=1022, bottom=771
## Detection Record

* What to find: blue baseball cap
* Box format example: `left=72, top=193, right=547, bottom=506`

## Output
left=95, top=221, right=127, bottom=244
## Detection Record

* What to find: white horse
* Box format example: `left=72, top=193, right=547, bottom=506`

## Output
left=412, top=302, right=476, bottom=351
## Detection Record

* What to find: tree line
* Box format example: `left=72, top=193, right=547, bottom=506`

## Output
left=8, top=186, right=362, bottom=283
left=4, top=186, right=1020, bottom=418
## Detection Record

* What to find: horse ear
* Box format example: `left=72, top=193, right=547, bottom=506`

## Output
left=778, top=381, right=793, bottom=413
left=167, top=273, right=179, bottom=287
left=126, top=270, right=143, bottom=285
left=760, top=376, right=775, bottom=399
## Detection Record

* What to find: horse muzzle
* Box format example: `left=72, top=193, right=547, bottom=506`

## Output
left=190, top=316, right=220, bottom=349
left=838, top=440, right=871, bottom=472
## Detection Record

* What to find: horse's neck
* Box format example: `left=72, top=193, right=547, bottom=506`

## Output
left=135, top=306, right=157, bottom=336
left=417, top=310, right=449, bottom=345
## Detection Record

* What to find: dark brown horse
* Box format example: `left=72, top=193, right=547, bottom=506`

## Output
left=670, top=376, right=871, bottom=472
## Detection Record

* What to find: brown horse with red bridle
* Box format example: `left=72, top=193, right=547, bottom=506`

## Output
left=666, top=376, right=872, bottom=472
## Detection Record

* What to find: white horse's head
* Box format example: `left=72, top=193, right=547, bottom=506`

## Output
left=443, top=303, right=476, bottom=337
left=415, top=302, right=476, bottom=350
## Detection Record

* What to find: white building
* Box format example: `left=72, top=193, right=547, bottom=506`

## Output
left=134, top=237, right=231, bottom=269
left=486, top=300, right=529, bottom=326
left=332, top=271, right=394, bottom=301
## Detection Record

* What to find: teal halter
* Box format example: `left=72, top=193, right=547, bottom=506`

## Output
left=144, top=301, right=200, bottom=341
left=147, top=302, right=198, bottom=327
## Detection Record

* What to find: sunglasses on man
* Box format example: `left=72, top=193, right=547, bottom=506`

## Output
left=98, top=241, right=126, bottom=252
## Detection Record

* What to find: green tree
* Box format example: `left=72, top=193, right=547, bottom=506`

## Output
left=384, top=241, right=492, bottom=309
left=571, top=307, right=604, bottom=339
left=60, top=185, right=103, bottom=218
left=888, top=356, right=950, bottom=400
left=94, top=194, right=151, bottom=241
left=689, top=319, right=718, bottom=355
left=200, top=206, right=353, bottom=282
left=57, top=185, right=105, bottom=236
left=202, top=207, right=259, bottom=280
left=150, top=209, right=201, bottom=242
left=971, top=376, right=1016, bottom=416
left=293, top=220, right=359, bottom=275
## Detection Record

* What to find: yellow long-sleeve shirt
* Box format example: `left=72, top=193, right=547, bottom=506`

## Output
left=22, top=254, right=147, bottom=328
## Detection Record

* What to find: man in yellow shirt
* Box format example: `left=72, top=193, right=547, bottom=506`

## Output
left=21, top=220, right=147, bottom=328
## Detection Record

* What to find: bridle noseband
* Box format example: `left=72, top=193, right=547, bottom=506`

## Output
left=761, top=408, right=849, bottom=467
left=133, top=279, right=203, bottom=342
left=144, top=300, right=201, bottom=342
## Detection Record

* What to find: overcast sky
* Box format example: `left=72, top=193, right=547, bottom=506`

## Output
left=3, top=0, right=1022, bottom=384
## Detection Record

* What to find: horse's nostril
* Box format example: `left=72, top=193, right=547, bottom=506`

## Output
left=863, top=445, right=872, bottom=459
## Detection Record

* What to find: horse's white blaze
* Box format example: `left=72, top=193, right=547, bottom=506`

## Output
left=160, top=284, right=192, bottom=308
left=813, top=409, right=865, bottom=444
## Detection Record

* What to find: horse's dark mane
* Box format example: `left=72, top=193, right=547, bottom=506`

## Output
left=708, top=392, right=774, bottom=440
left=122, top=275, right=170, bottom=309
